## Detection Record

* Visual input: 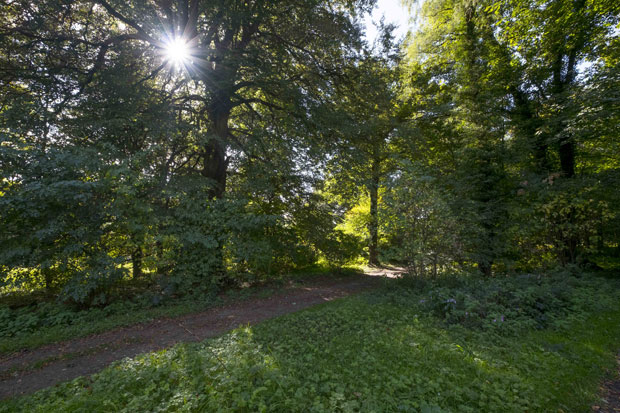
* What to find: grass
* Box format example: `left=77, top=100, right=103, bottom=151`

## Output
left=2, top=271, right=619, bottom=412
left=0, top=265, right=362, bottom=354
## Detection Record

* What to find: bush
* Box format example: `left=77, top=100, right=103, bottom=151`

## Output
left=510, top=175, right=615, bottom=270
left=0, top=145, right=135, bottom=304
left=292, top=194, right=363, bottom=269
left=393, top=269, right=620, bottom=335
left=317, top=230, right=362, bottom=270
left=381, top=165, right=467, bottom=276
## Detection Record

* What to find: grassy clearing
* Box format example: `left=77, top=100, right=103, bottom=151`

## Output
left=2, top=271, right=619, bottom=412
left=0, top=265, right=361, bottom=354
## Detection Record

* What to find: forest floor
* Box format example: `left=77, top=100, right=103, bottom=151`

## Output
left=2, top=267, right=619, bottom=411
left=594, top=352, right=620, bottom=412
left=0, top=268, right=401, bottom=399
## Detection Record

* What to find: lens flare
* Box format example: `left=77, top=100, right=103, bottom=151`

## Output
left=164, top=37, right=189, bottom=65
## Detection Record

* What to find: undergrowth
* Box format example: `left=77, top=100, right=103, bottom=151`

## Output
left=0, top=265, right=361, bottom=354
left=2, top=270, right=619, bottom=412
left=391, top=267, right=619, bottom=335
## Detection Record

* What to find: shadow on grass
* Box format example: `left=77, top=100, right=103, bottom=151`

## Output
left=4, top=279, right=620, bottom=412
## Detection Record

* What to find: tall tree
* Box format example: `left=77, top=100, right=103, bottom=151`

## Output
left=492, top=0, right=619, bottom=177
left=403, top=0, right=619, bottom=268
left=404, top=0, right=514, bottom=275
left=2, top=0, right=374, bottom=195
left=0, top=0, right=375, bottom=301
left=327, top=28, right=407, bottom=265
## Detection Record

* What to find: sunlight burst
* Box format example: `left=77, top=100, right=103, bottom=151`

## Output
left=164, top=37, right=190, bottom=66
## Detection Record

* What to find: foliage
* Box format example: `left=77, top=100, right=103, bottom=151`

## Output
left=507, top=176, right=617, bottom=270
left=391, top=0, right=620, bottom=274
left=2, top=0, right=619, bottom=299
left=3, top=272, right=620, bottom=412
left=0, top=0, right=377, bottom=302
left=538, top=180, right=613, bottom=266
left=381, top=162, right=466, bottom=275
left=293, top=194, right=364, bottom=269
left=318, top=230, right=363, bottom=270
left=396, top=269, right=618, bottom=335
left=0, top=143, right=132, bottom=303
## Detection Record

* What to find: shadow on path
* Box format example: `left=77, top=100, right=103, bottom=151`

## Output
left=0, top=273, right=388, bottom=399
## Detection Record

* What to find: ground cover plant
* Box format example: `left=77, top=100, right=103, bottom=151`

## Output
left=2, top=270, right=619, bottom=412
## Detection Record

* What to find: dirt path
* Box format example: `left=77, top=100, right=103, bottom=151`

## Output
left=593, top=352, right=620, bottom=412
left=0, top=273, right=393, bottom=399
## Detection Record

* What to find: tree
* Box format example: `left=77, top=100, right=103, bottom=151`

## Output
left=0, top=0, right=375, bottom=301
left=326, top=26, right=408, bottom=265
left=403, top=0, right=620, bottom=269
left=492, top=0, right=620, bottom=264
left=493, top=0, right=619, bottom=178
left=403, top=0, right=514, bottom=275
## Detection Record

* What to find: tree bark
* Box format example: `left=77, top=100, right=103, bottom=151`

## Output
left=559, top=138, right=576, bottom=178
left=510, top=87, right=548, bottom=172
left=43, top=267, right=53, bottom=293
left=368, top=156, right=380, bottom=266
left=132, top=247, right=143, bottom=279
left=203, top=97, right=230, bottom=199
left=199, top=92, right=232, bottom=278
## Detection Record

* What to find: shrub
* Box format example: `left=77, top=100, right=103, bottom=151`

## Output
left=394, top=270, right=619, bottom=335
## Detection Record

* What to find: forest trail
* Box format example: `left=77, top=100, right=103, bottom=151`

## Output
left=0, top=270, right=401, bottom=399
left=593, top=352, right=620, bottom=412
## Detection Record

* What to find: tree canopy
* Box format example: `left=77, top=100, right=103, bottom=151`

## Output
left=1, top=0, right=619, bottom=304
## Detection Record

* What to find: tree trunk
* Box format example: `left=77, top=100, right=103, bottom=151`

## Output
left=203, top=89, right=231, bottom=199
left=132, top=247, right=143, bottom=279
left=202, top=93, right=231, bottom=277
left=368, top=157, right=380, bottom=266
left=43, top=267, right=53, bottom=293
left=552, top=41, right=578, bottom=179
left=478, top=260, right=492, bottom=277
left=510, top=88, right=548, bottom=172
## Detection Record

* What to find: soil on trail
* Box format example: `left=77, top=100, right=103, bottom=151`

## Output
left=593, top=353, right=620, bottom=412
left=0, top=273, right=395, bottom=399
